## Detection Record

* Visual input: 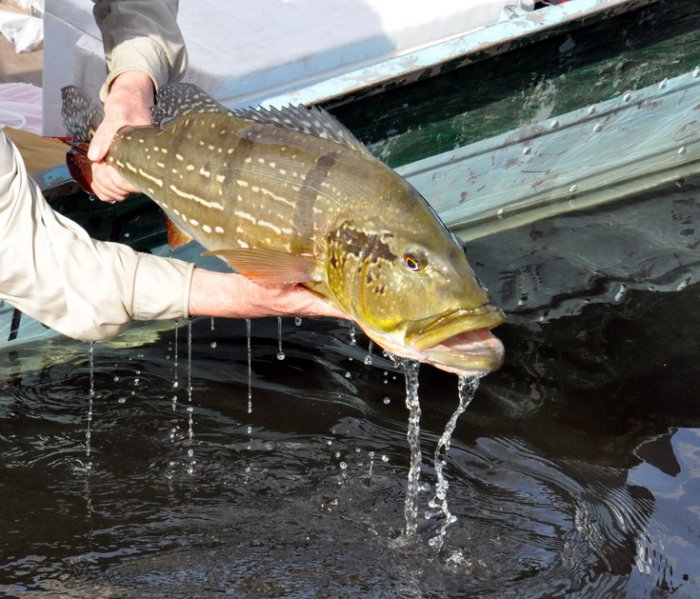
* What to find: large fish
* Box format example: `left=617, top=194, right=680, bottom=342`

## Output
left=61, top=83, right=505, bottom=376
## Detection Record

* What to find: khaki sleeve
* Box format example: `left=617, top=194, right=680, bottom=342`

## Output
left=92, top=0, right=188, bottom=101
left=0, top=131, right=193, bottom=341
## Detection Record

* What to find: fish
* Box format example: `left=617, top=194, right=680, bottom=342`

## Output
left=61, top=83, right=505, bottom=376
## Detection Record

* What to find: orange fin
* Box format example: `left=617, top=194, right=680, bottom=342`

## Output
left=66, top=141, right=95, bottom=194
left=202, top=248, right=319, bottom=285
left=166, top=217, right=194, bottom=249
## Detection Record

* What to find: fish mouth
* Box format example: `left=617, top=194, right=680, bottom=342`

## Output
left=403, top=304, right=506, bottom=376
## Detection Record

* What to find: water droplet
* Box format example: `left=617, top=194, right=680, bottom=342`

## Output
left=623, top=92, right=632, bottom=102
left=118, top=397, right=126, bottom=404
left=658, top=78, right=668, bottom=89
left=383, top=397, right=391, bottom=405
left=339, top=462, right=348, bottom=470
left=173, top=381, right=179, bottom=389
left=587, top=105, right=596, bottom=115
left=210, top=341, right=217, bottom=349
left=113, top=376, right=120, bottom=382
left=381, top=455, right=389, bottom=463
left=344, top=371, right=351, bottom=379
left=364, top=354, right=373, bottom=365
left=593, top=123, right=603, bottom=133
left=568, top=184, right=577, bottom=193
left=276, top=351, right=286, bottom=361
left=187, top=449, right=194, bottom=458
left=295, top=316, right=303, bottom=326
left=678, top=146, right=687, bottom=155
left=522, top=146, right=531, bottom=155
left=550, top=119, right=560, bottom=129
left=496, top=208, right=505, bottom=219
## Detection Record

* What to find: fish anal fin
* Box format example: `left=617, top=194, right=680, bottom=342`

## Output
left=166, top=217, right=194, bottom=249
left=202, top=248, right=319, bottom=285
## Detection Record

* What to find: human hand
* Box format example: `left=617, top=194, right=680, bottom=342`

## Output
left=188, top=269, right=350, bottom=321
left=87, top=71, right=155, bottom=202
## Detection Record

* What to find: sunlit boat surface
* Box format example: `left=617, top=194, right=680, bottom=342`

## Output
left=2, top=0, right=699, bottom=356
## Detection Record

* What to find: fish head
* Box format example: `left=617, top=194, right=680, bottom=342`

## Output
left=324, top=218, right=505, bottom=377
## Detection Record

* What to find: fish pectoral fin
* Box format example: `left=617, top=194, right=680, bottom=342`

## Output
left=202, top=248, right=320, bottom=285
left=166, top=217, right=194, bottom=249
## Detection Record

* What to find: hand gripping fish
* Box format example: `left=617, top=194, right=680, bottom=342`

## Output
left=61, top=83, right=505, bottom=376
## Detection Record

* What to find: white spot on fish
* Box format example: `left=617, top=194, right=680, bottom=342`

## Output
left=216, top=174, right=226, bottom=183
left=125, top=162, right=137, bottom=173
left=138, top=168, right=163, bottom=187
left=203, top=224, right=212, bottom=233
left=258, top=220, right=282, bottom=234
left=237, top=179, right=249, bottom=187
left=215, top=226, right=225, bottom=234
left=200, top=167, right=210, bottom=178
left=186, top=165, right=195, bottom=171
left=168, top=184, right=224, bottom=210
left=235, top=211, right=257, bottom=225
left=279, top=168, right=287, bottom=175
left=156, top=161, right=165, bottom=168
left=237, top=239, right=249, bottom=248
left=176, top=153, right=184, bottom=161
left=258, top=157, right=266, bottom=164
left=189, top=218, right=199, bottom=227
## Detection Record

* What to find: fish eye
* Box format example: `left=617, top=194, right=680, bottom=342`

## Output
left=402, top=246, right=428, bottom=272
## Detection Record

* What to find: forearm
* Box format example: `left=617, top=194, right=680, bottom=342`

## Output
left=93, top=0, right=187, bottom=100
left=0, top=131, right=190, bottom=341
left=188, top=269, right=347, bottom=320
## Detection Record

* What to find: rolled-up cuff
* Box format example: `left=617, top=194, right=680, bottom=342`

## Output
left=99, top=37, right=173, bottom=102
left=131, top=253, right=194, bottom=321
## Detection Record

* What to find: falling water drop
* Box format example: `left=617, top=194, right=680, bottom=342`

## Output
left=210, top=316, right=215, bottom=331
left=427, top=375, right=483, bottom=551
left=349, top=324, right=357, bottom=345
left=84, top=341, right=95, bottom=469
left=246, top=319, right=253, bottom=414
left=401, top=359, right=422, bottom=536
left=294, top=316, right=303, bottom=326
left=276, top=316, right=286, bottom=360
left=364, top=340, right=374, bottom=365
left=172, top=320, right=179, bottom=411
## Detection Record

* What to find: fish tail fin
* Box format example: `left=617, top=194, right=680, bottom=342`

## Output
left=60, top=86, right=106, bottom=195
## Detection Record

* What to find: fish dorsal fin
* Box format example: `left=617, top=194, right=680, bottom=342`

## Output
left=152, top=82, right=230, bottom=126
left=61, top=85, right=105, bottom=141
left=233, top=104, right=373, bottom=156
left=202, top=248, right=320, bottom=285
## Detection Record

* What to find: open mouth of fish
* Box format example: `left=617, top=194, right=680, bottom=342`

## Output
left=399, top=304, right=506, bottom=376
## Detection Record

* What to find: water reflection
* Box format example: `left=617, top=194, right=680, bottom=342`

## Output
left=0, top=186, right=699, bottom=597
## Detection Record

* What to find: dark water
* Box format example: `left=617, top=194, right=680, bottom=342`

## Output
left=1, top=190, right=699, bottom=598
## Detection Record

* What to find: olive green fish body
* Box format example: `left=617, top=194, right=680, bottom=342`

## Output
left=61, top=83, right=505, bottom=375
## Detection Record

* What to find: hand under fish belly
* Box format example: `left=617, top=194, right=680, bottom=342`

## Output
left=61, top=83, right=505, bottom=376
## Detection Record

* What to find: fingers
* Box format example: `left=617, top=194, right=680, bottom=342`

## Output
left=90, top=162, right=138, bottom=202
left=87, top=71, right=155, bottom=202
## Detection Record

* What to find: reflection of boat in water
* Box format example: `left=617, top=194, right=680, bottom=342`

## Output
left=3, top=0, right=700, bottom=350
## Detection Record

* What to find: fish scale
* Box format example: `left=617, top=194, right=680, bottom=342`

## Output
left=61, top=83, right=506, bottom=376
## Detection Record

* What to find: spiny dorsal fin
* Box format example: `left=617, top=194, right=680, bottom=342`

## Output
left=61, top=85, right=105, bottom=141
left=233, top=104, right=372, bottom=156
left=152, top=82, right=230, bottom=126
left=155, top=83, right=371, bottom=155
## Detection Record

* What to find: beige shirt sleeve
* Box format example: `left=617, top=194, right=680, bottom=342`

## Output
left=92, top=0, right=188, bottom=101
left=0, top=131, right=193, bottom=341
